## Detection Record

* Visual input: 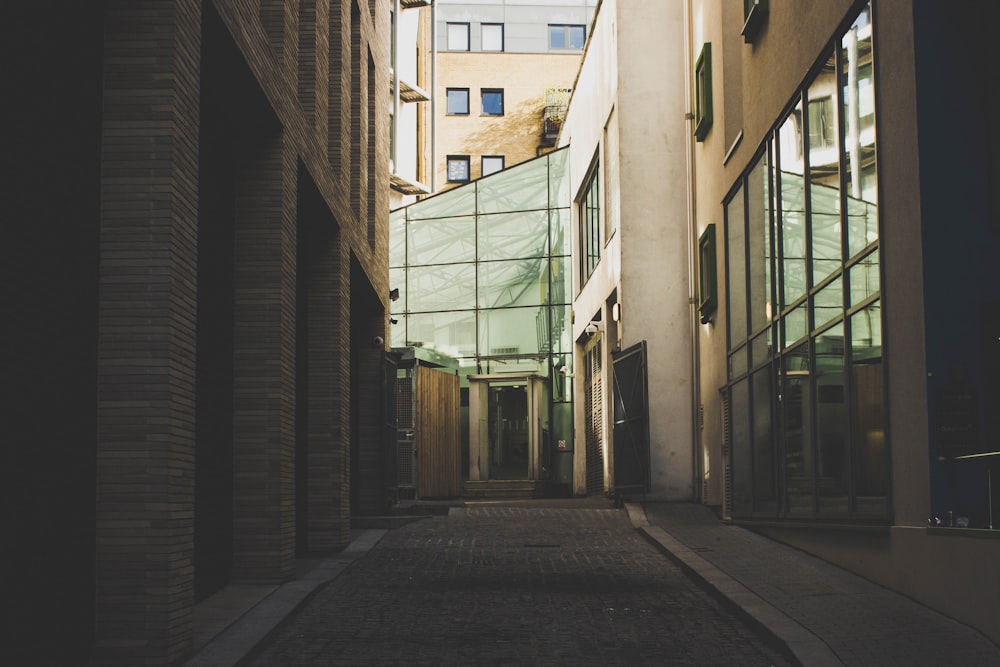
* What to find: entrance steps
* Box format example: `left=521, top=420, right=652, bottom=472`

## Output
left=462, top=479, right=546, bottom=499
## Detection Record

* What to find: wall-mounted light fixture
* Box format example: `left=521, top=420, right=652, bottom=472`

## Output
left=389, top=288, right=400, bottom=301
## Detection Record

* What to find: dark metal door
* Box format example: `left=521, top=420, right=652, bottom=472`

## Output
left=612, top=341, right=650, bottom=499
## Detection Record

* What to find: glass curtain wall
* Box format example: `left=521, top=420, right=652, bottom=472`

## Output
left=724, top=4, right=886, bottom=521
left=389, top=146, right=573, bottom=397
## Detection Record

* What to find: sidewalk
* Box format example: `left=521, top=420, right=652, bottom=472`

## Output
left=628, top=502, right=1000, bottom=667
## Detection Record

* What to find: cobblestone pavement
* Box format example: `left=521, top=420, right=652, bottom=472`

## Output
left=247, top=505, right=792, bottom=666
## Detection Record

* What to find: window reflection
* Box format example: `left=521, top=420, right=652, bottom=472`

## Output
left=850, top=303, right=887, bottom=513
left=779, top=99, right=807, bottom=307
left=747, top=152, right=772, bottom=334
left=728, top=185, right=747, bottom=344
left=816, top=325, right=848, bottom=512
left=782, top=344, right=813, bottom=513
left=752, top=365, right=776, bottom=513
left=843, top=9, right=878, bottom=257
left=810, top=51, right=842, bottom=283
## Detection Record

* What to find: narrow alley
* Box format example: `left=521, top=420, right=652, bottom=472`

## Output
left=241, top=503, right=790, bottom=666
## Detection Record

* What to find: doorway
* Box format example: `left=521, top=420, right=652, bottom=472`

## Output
left=469, top=374, right=548, bottom=482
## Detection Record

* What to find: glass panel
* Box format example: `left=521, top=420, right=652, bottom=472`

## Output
left=481, top=90, right=503, bottom=116
left=813, top=276, right=843, bottom=331
left=747, top=151, right=772, bottom=333
left=548, top=149, right=571, bottom=207
left=815, top=324, right=849, bottom=513
left=447, top=22, right=469, bottom=51
left=779, top=99, right=807, bottom=307
left=752, top=364, right=776, bottom=514
left=447, top=157, right=470, bottom=182
left=727, top=185, right=747, bottom=344
left=568, top=25, right=586, bottom=49
left=406, top=310, right=476, bottom=359
left=809, top=51, right=842, bottom=284
left=842, top=4, right=878, bottom=257
left=446, top=89, right=469, bottom=114
left=782, top=343, right=814, bottom=513
left=482, top=156, right=504, bottom=176
left=407, top=216, right=476, bottom=265
left=407, top=186, right=476, bottom=220
left=731, top=379, right=753, bottom=515
left=477, top=155, right=550, bottom=214
left=479, top=306, right=546, bottom=356
left=550, top=304, right=572, bottom=354
left=479, top=260, right=547, bottom=309
left=849, top=250, right=879, bottom=306
left=548, top=25, right=566, bottom=49
left=751, top=327, right=772, bottom=367
left=729, top=345, right=748, bottom=380
left=850, top=302, right=887, bottom=515
left=389, top=209, right=407, bottom=267
left=389, top=267, right=406, bottom=315
left=783, top=301, right=807, bottom=348
left=408, top=263, right=476, bottom=312
left=550, top=208, right=571, bottom=258
left=478, top=211, right=549, bottom=261
left=548, top=256, right=570, bottom=306
left=482, top=23, right=503, bottom=52
left=388, top=313, right=406, bottom=348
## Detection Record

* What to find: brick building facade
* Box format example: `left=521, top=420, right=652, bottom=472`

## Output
left=3, top=1, right=390, bottom=665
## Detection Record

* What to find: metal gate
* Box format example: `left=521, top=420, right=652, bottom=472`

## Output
left=584, top=341, right=604, bottom=495
left=394, top=368, right=415, bottom=499
left=612, top=341, right=650, bottom=500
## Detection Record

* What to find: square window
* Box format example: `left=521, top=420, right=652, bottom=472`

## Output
left=447, top=155, right=470, bottom=182
left=447, top=22, right=469, bottom=51
left=549, top=24, right=586, bottom=50
left=482, top=155, right=505, bottom=176
left=481, top=89, right=504, bottom=116
left=446, top=88, right=469, bottom=115
left=482, top=23, right=504, bottom=52
left=694, top=43, right=713, bottom=142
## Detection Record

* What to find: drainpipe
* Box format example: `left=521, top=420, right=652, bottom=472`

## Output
left=430, top=0, right=437, bottom=192
left=683, top=0, right=701, bottom=503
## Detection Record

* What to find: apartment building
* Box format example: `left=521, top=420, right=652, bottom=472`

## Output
left=434, top=0, right=597, bottom=190
left=3, top=2, right=390, bottom=665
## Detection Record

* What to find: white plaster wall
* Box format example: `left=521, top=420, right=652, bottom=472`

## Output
left=560, top=0, right=694, bottom=500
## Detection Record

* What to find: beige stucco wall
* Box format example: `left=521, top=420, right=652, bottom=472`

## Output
left=435, top=51, right=582, bottom=188
left=561, top=0, right=694, bottom=500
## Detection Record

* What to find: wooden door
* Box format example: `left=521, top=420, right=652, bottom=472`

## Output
left=415, top=365, right=461, bottom=498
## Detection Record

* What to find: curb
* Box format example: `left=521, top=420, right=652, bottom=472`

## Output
left=624, top=503, right=843, bottom=667
left=184, top=529, right=388, bottom=667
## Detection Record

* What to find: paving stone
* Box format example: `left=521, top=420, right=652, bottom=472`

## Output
left=247, top=505, right=791, bottom=666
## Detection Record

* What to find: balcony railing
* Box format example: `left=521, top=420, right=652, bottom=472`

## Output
left=540, top=104, right=566, bottom=146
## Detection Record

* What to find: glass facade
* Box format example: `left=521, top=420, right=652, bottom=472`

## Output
left=724, top=4, right=886, bottom=521
left=390, top=147, right=572, bottom=386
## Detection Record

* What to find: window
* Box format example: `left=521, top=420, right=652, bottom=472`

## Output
left=447, top=155, right=470, bottom=182
left=694, top=43, right=713, bottom=142
left=549, top=24, right=585, bottom=50
left=482, top=155, right=505, bottom=176
left=481, top=89, right=504, bottom=116
left=579, top=158, right=601, bottom=281
left=446, top=88, right=469, bottom=115
left=447, top=22, right=469, bottom=51
left=482, top=23, right=504, bottom=52
left=723, top=2, right=884, bottom=521
left=742, top=0, right=768, bottom=42
left=698, top=225, right=717, bottom=324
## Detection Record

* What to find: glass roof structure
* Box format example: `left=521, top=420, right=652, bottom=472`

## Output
left=390, top=148, right=572, bottom=387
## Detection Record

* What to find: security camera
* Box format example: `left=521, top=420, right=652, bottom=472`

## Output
left=372, top=336, right=384, bottom=348
left=584, top=322, right=599, bottom=337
